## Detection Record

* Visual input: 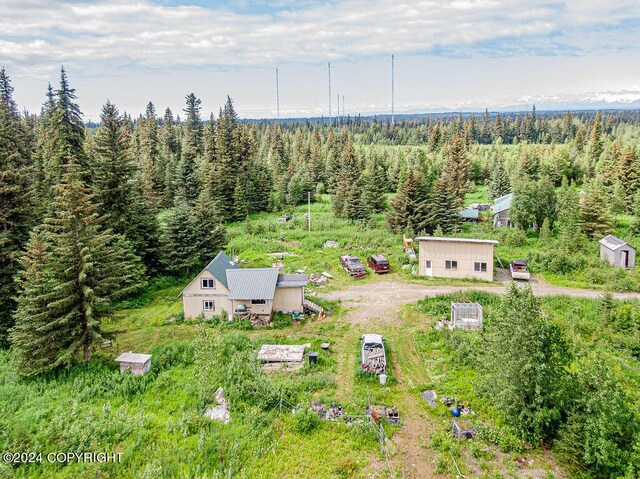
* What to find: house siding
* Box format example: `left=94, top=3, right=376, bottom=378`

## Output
left=182, top=270, right=233, bottom=319
left=418, top=239, right=495, bottom=281
left=273, top=287, right=305, bottom=312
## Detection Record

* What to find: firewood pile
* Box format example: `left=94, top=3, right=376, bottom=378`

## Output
left=362, top=346, right=386, bottom=374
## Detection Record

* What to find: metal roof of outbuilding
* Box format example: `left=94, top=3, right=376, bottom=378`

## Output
left=276, top=273, right=308, bottom=288
left=115, top=352, right=152, bottom=364
left=415, top=236, right=498, bottom=245
left=492, top=193, right=514, bottom=215
left=599, top=234, right=635, bottom=251
left=227, top=268, right=279, bottom=300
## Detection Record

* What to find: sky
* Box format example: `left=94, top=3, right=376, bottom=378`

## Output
left=1, top=0, right=640, bottom=120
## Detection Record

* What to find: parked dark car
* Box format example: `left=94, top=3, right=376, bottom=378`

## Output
left=367, top=254, right=390, bottom=274
left=339, top=254, right=367, bottom=278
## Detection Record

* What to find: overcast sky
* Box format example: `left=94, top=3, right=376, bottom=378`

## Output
left=1, top=0, right=640, bottom=120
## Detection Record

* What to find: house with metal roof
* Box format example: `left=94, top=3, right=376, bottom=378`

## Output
left=180, top=252, right=308, bottom=319
left=599, top=235, right=636, bottom=269
left=492, top=193, right=513, bottom=227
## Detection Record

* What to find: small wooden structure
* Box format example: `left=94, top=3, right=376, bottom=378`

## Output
left=451, top=302, right=483, bottom=330
left=114, top=352, right=152, bottom=375
left=599, top=235, right=636, bottom=269
left=492, top=192, right=513, bottom=227
left=258, top=344, right=305, bottom=371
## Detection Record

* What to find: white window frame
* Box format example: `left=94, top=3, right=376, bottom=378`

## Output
left=203, top=300, right=215, bottom=311
left=201, top=278, right=215, bottom=289
left=445, top=260, right=458, bottom=270
left=474, top=262, right=487, bottom=272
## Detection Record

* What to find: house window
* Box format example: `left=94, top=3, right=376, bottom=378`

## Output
left=445, top=260, right=458, bottom=270
left=425, top=260, right=432, bottom=269
left=251, top=299, right=266, bottom=305
left=474, top=262, right=487, bottom=272
left=203, top=300, right=215, bottom=311
left=201, top=278, right=215, bottom=289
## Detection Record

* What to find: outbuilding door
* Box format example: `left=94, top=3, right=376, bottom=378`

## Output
left=425, top=260, right=433, bottom=276
left=623, top=250, right=629, bottom=268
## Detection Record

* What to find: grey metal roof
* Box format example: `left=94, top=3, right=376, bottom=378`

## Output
left=115, top=352, right=152, bottom=364
left=227, top=268, right=279, bottom=300
left=459, top=208, right=479, bottom=220
left=276, top=273, right=308, bottom=288
left=205, top=251, right=240, bottom=289
left=599, top=234, right=635, bottom=251
left=492, top=193, right=513, bottom=215
left=416, top=236, right=498, bottom=245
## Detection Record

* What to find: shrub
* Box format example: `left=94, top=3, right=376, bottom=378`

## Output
left=291, top=408, right=320, bottom=434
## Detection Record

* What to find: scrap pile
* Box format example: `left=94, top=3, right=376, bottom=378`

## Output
left=250, top=314, right=271, bottom=327
left=452, top=419, right=477, bottom=440
left=421, top=389, right=438, bottom=408
left=362, top=345, right=386, bottom=374
left=323, top=241, right=338, bottom=248
left=204, top=387, right=231, bottom=424
left=368, top=405, right=400, bottom=425
left=441, top=396, right=476, bottom=416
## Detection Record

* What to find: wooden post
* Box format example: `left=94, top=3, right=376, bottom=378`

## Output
left=307, top=191, right=311, bottom=231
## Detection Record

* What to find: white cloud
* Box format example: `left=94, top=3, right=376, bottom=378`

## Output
left=0, top=0, right=638, bottom=76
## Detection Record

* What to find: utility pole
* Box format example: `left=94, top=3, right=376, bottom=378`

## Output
left=275, top=68, right=280, bottom=121
left=337, top=93, right=340, bottom=125
left=391, top=54, right=395, bottom=126
left=328, top=62, right=332, bottom=125
left=342, top=95, right=345, bottom=124
left=307, top=191, right=311, bottom=231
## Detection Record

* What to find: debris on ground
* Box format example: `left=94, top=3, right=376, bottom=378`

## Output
left=323, top=241, right=338, bottom=248
left=368, top=405, right=400, bottom=425
left=321, top=271, right=334, bottom=278
left=421, top=390, right=437, bottom=407
left=452, top=419, right=476, bottom=440
left=441, top=396, right=475, bottom=416
left=250, top=315, right=272, bottom=327
left=308, top=273, right=327, bottom=285
left=326, top=404, right=344, bottom=420
left=516, top=456, right=534, bottom=468
left=204, top=387, right=231, bottom=424
left=321, top=342, right=330, bottom=350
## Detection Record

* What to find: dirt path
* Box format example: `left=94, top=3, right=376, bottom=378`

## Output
left=315, top=279, right=640, bottom=477
left=318, top=280, right=640, bottom=325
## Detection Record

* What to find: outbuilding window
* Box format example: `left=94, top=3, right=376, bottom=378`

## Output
left=445, top=260, right=458, bottom=270
left=201, top=278, right=215, bottom=289
left=474, top=262, right=487, bottom=272
left=203, top=300, right=215, bottom=311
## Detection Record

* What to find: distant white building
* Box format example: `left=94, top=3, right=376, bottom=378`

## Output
left=599, top=235, right=636, bottom=269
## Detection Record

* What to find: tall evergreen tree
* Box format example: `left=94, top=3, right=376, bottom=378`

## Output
left=387, top=170, right=432, bottom=234
left=12, top=162, right=144, bottom=373
left=0, top=67, right=33, bottom=346
left=579, top=178, right=612, bottom=238
left=92, top=101, right=161, bottom=271
left=178, top=93, right=203, bottom=202
left=486, top=151, right=511, bottom=201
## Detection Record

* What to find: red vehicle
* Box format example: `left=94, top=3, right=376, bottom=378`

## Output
left=367, top=254, right=390, bottom=274
left=339, top=254, right=367, bottom=279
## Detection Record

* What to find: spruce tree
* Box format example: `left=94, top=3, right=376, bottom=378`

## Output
left=387, top=170, right=432, bottom=234
left=430, top=175, right=462, bottom=234
left=178, top=93, right=203, bottom=202
left=579, top=179, right=612, bottom=238
left=192, top=189, right=228, bottom=269
left=163, top=199, right=198, bottom=276
left=12, top=162, right=144, bottom=373
left=486, top=152, right=511, bottom=201
left=332, top=140, right=369, bottom=221
left=618, top=147, right=639, bottom=213
left=92, top=101, right=161, bottom=271
left=0, top=67, right=33, bottom=346
left=9, top=232, right=56, bottom=373
left=137, top=101, right=160, bottom=205
left=441, top=132, right=470, bottom=203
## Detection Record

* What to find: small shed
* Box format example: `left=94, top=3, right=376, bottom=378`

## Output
left=492, top=193, right=513, bottom=227
left=599, top=235, right=636, bottom=269
left=451, top=302, right=483, bottom=330
left=114, top=352, right=152, bottom=375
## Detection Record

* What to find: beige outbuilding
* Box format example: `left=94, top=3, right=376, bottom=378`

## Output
left=416, top=237, right=498, bottom=281
left=180, top=252, right=308, bottom=320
